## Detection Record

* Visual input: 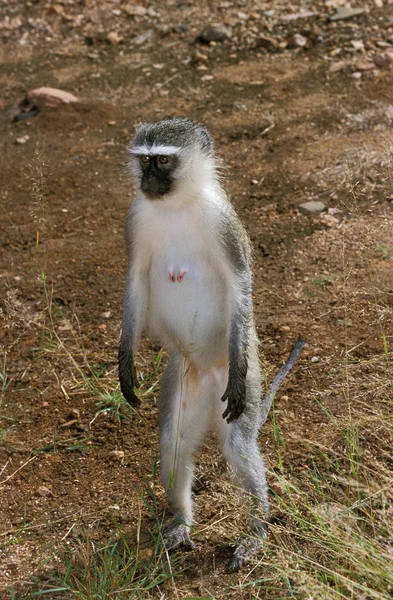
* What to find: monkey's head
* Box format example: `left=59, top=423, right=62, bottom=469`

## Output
left=129, top=118, right=215, bottom=200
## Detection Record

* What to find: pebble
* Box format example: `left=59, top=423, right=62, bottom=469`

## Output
left=299, top=200, right=326, bottom=214
left=270, top=481, right=285, bottom=496
left=198, top=24, right=232, bottom=43
left=134, top=30, right=153, bottom=45
left=329, top=61, right=346, bottom=73
left=329, top=7, right=364, bottom=22
left=110, top=450, right=125, bottom=461
left=16, top=135, right=29, bottom=144
left=255, top=35, right=279, bottom=50
left=173, top=24, right=190, bottom=33
left=355, top=61, right=374, bottom=71
left=321, top=213, right=340, bottom=227
left=373, top=51, right=393, bottom=69
left=26, top=87, right=79, bottom=108
left=106, top=31, right=123, bottom=45
left=35, top=486, right=53, bottom=497
left=311, top=356, right=320, bottom=363
left=287, top=33, right=307, bottom=49
left=351, top=40, right=364, bottom=52
left=123, top=4, right=147, bottom=17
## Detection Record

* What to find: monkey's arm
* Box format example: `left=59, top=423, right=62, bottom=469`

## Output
left=219, top=209, right=253, bottom=423
left=118, top=211, right=148, bottom=407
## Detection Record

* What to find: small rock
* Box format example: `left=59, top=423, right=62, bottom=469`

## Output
left=201, top=74, right=214, bottom=81
left=173, top=24, right=190, bottom=33
left=110, top=450, right=125, bottom=461
left=233, top=100, right=246, bottom=111
left=355, top=61, right=374, bottom=71
left=321, top=213, right=339, bottom=227
left=36, top=486, right=53, bottom=497
left=281, top=395, right=289, bottom=401
left=198, top=24, right=232, bottom=43
left=0, top=16, right=23, bottom=30
left=270, top=481, right=285, bottom=496
left=16, top=135, right=29, bottom=144
left=191, top=51, right=208, bottom=63
left=281, top=325, right=291, bottom=332
left=328, top=207, right=340, bottom=215
left=255, top=35, right=279, bottom=50
left=311, top=356, right=320, bottom=363
left=299, top=201, right=325, bottom=214
left=351, top=40, right=364, bottom=52
left=281, top=10, right=316, bottom=22
left=67, top=408, right=80, bottom=419
left=352, top=71, right=362, bottom=79
left=373, top=51, right=393, bottom=69
left=287, top=33, right=307, bottom=48
left=106, top=31, right=123, bottom=44
left=26, top=87, right=79, bottom=108
left=60, top=419, right=79, bottom=428
left=123, top=4, right=147, bottom=17
left=329, top=7, right=364, bottom=22
left=329, top=61, right=346, bottom=73
left=134, top=30, right=153, bottom=45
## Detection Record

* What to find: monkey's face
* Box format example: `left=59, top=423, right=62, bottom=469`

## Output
left=138, top=154, right=178, bottom=200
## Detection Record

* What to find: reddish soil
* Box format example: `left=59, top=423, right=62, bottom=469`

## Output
left=1, top=1, right=392, bottom=598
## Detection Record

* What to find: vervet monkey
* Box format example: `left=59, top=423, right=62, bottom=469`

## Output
left=119, top=118, right=304, bottom=571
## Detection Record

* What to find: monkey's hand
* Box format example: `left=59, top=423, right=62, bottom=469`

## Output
left=221, top=376, right=246, bottom=423
left=119, top=349, right=141, bottom=408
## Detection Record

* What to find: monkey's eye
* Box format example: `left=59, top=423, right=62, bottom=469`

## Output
left=141, top=156, right=150, bottom=164
left=158, top=155, right=169, bottom=165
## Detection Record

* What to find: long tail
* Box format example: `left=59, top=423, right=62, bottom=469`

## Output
left=260, top=336, right=305, bottom=426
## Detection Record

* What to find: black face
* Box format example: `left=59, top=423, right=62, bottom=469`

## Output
left=139, top=154, right=178, bottom=199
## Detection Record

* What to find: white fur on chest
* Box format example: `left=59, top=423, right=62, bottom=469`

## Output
left=134, top=198, right=230, bottom=362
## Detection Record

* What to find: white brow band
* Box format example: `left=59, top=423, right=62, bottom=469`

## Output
left=131, top=144, right=181, bottom=156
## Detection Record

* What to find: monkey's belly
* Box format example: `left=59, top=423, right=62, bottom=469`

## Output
left=148, top=268, right=228, bottom=362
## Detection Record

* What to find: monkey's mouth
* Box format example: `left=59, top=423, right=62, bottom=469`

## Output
left=141, top=175, right=172, bottom=199
left=142, top=189, right=166, bottom=201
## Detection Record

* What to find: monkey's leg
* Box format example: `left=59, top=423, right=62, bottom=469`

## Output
left=159, top=357, right=211, bottom=551
left=216, top=358, right=268, bottom=571
left=223, top=423, right=269, bottom=571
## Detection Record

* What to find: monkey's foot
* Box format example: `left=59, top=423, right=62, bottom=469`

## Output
left=227, top=536, right=263, bottom=572
left=163, top=521, right=195, bottom=552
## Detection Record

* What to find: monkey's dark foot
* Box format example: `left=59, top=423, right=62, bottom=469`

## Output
left=227, top=536, right=263, bottom=572
left=163, top=521, right=195, bottom=552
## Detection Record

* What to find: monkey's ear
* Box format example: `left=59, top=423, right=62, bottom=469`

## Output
left=200, top=129, right=213, bottom=154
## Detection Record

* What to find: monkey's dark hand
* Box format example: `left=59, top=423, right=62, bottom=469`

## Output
left=221, top=376, right=246, bottom=423
left=118, top=348, right=141, bottom=408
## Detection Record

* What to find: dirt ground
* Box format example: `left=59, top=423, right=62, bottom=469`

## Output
left=1, top=1, right=393, bottom=598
